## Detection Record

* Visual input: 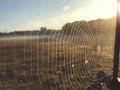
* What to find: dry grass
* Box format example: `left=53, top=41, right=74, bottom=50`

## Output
left=0, top=39, right=113, bottom=90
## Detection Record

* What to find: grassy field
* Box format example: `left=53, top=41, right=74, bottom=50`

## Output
left=0, top=38, right=114, bottom=90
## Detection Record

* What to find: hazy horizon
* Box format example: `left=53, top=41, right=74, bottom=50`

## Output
left=0, top=0, right=117, bottom=32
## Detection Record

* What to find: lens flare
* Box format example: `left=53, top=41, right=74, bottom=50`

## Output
left=118, top=2, right=120, bottom=14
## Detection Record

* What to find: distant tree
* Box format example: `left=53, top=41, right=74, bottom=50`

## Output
left=40, top=27, right=47, bottom=31
left=40, top=27, right=47, bottom=35
left=0, top=32, right=2, bottom=35
left=61, top=22, right=72, bottom=35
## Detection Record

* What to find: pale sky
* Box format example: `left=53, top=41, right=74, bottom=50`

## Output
left=0, top=0, right=117, bottom=31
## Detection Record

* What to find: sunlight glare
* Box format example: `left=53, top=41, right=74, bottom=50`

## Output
left=118, top=2, right=120, bottom=14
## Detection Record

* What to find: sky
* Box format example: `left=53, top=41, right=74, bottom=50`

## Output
left=0, top=0, right=117, bottom=32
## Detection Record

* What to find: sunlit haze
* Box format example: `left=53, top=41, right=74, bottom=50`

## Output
left=118, top=1, right=120, bottom=14
left=0, top=0, right=117, bottom=31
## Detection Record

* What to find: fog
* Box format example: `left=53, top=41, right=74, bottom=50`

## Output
left=0, top=35, right=50, bottom=41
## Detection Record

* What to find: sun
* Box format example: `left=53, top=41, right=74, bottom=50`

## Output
left=85, top=0, right=117, bottom=20
left=117, top=2, right=120, bottom=14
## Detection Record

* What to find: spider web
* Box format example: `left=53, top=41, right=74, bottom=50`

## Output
left=0, top=19, right=115, bottom=90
